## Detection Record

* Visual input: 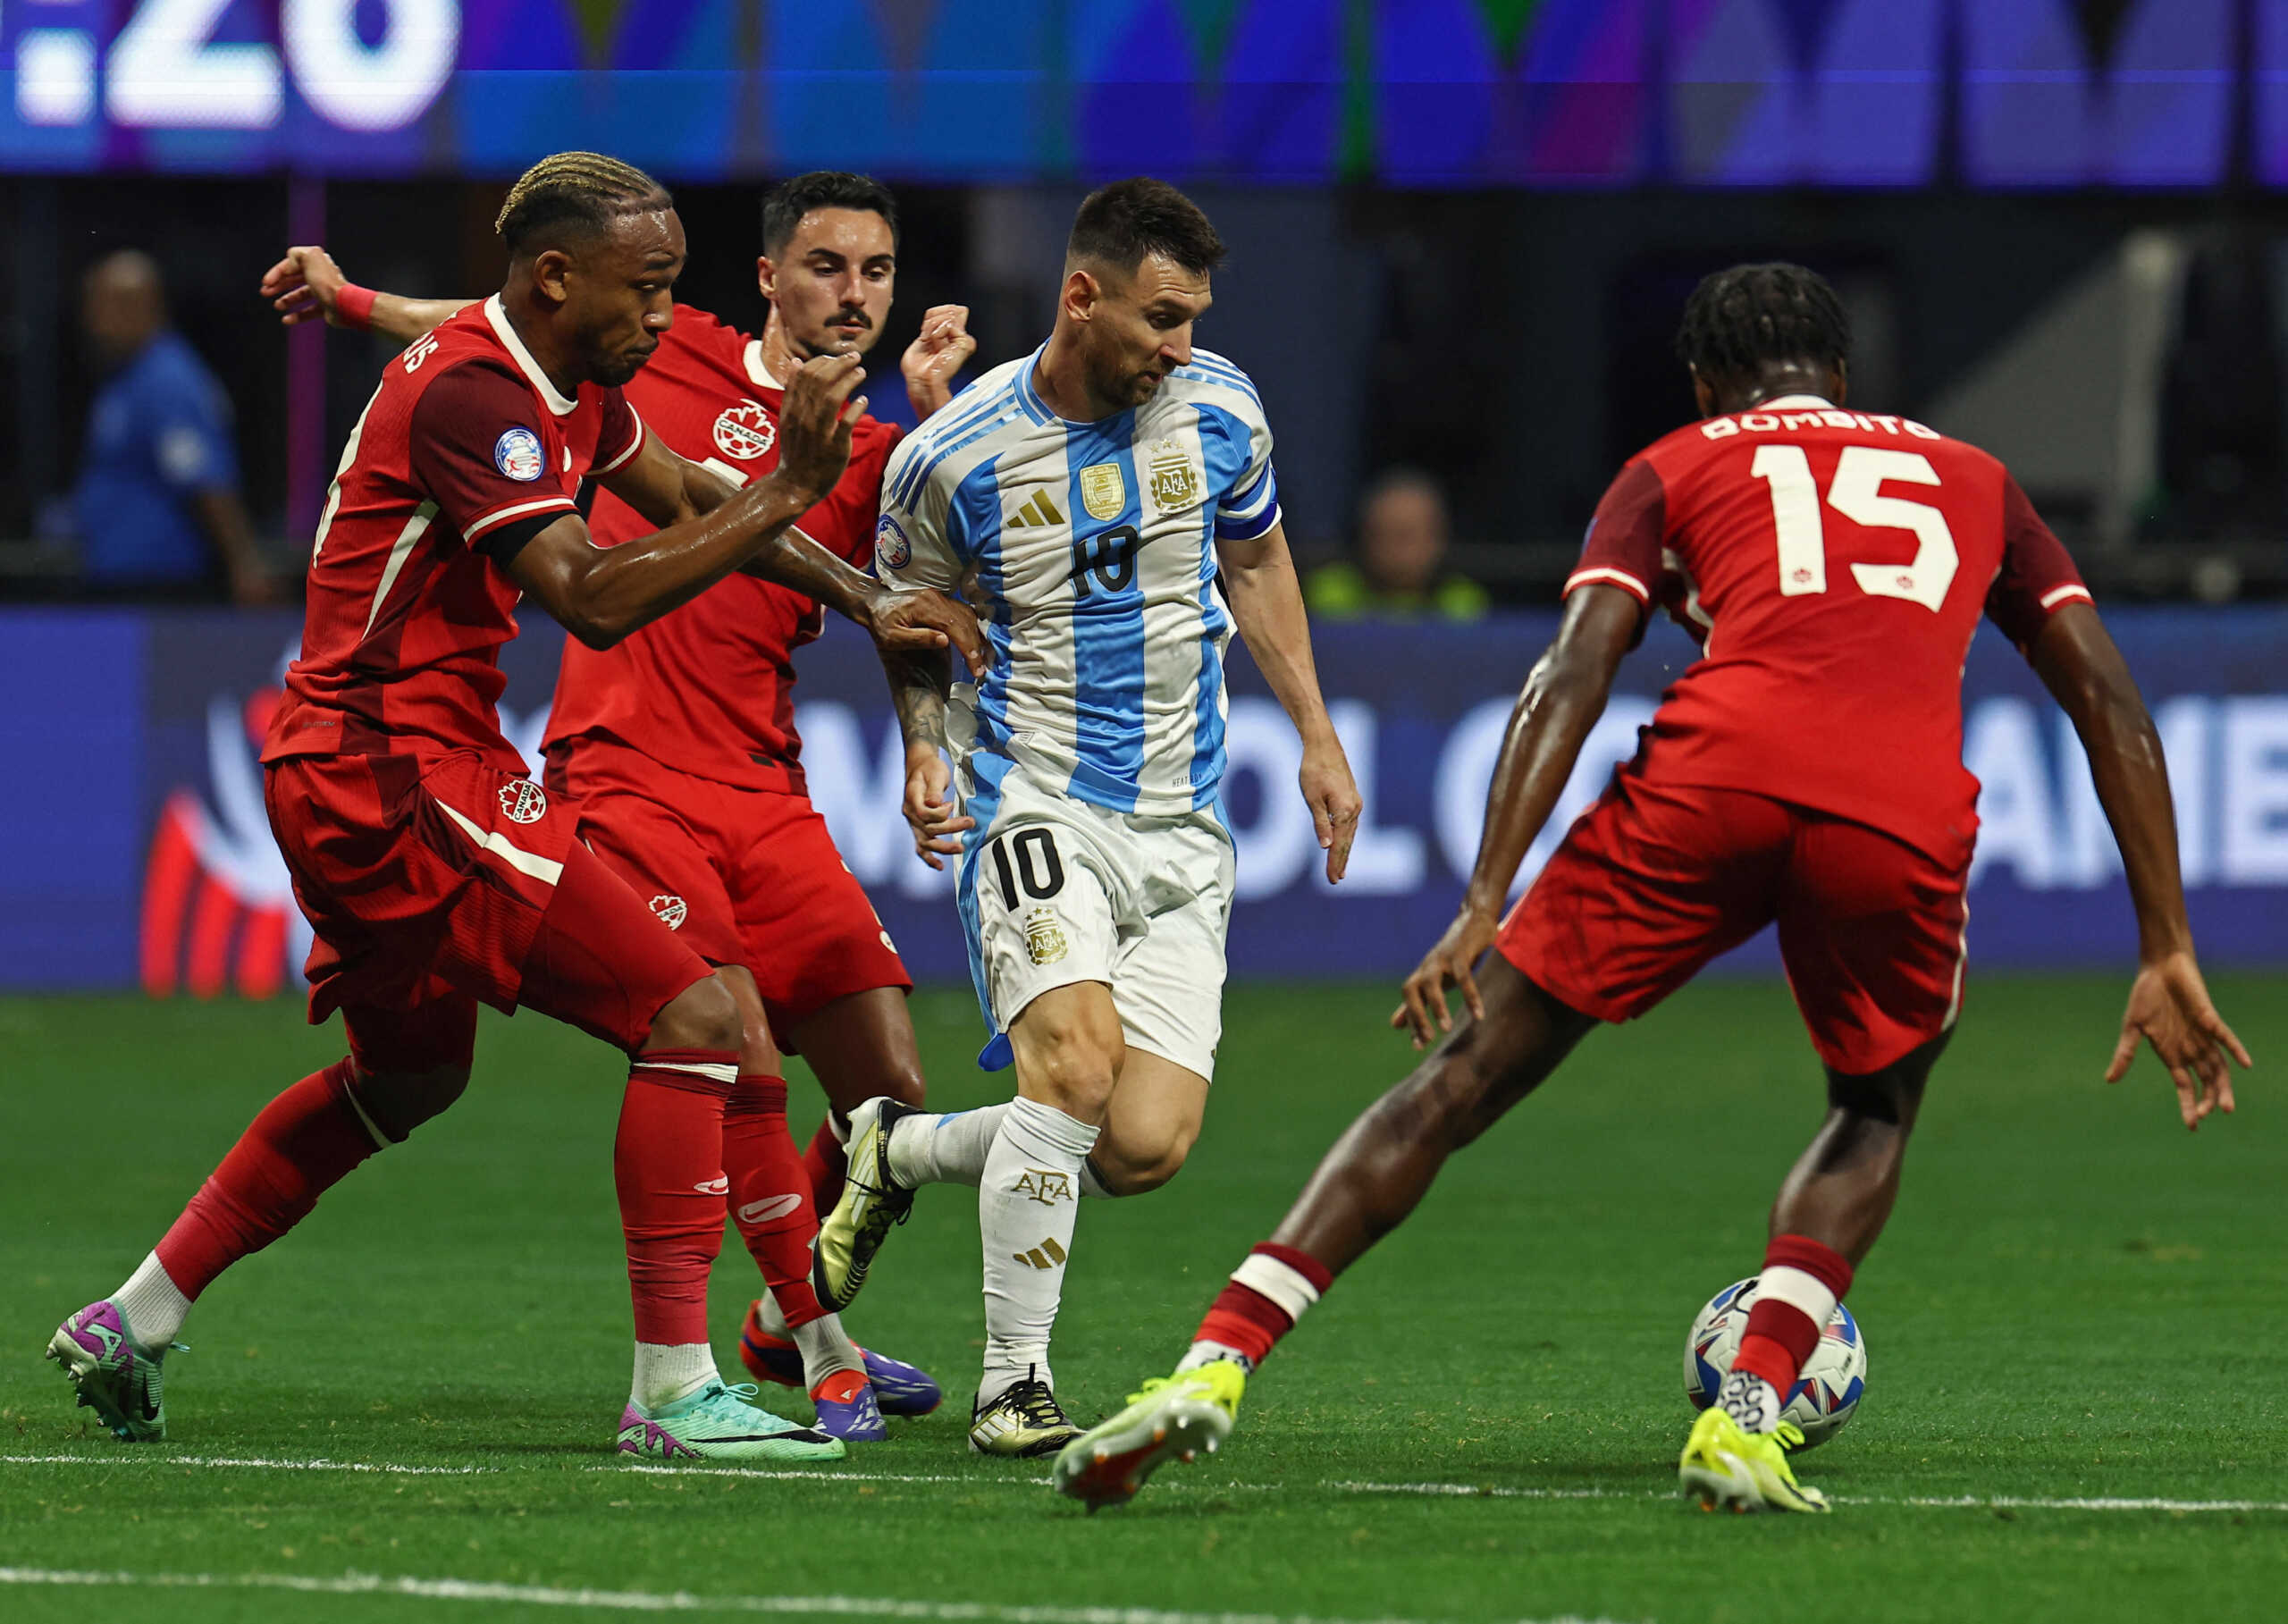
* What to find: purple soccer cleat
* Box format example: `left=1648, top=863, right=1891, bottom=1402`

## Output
left=46, top=1300, right=173, bottom=1442
left=739, top=1300, right=944, bottom=1418
left=809, top=1369, right=887, bottom=1443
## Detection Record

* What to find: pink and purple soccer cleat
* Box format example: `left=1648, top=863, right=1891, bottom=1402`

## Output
left=46, top=1300, right=175, bottom=1442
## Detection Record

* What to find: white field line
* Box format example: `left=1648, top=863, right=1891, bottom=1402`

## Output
left=0, top=1453, right=492, bottom=1477
left=1329, top=1480, right=2288, bottom=1514
left=0, top=1568, right=1631, bottom=1624
left=10, top=1453, right=2285, bottom=1514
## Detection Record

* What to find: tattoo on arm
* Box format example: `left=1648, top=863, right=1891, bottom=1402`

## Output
left=887, top=646, right=952, bottom=749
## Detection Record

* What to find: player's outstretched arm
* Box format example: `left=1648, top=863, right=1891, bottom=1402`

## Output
left=260, top=247, right=474, bottom=345
left=504, top=353, right=864, bottom=648
left=567, top=353, right=985, bottom=670
left=1218, top=520, right=1362, bottom=883
left=2028, top=602, right=2251, bottom=1127
left=1393, top=585, right=1637, bottom=1048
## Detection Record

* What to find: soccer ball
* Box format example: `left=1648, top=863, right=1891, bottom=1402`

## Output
left=1682, top=1277, right=1866, bottom=1450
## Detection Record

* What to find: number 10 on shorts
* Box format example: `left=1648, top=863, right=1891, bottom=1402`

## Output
left=988, top=829, right=1066, bottom=910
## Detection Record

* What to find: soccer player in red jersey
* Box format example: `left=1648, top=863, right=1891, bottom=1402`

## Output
left=1054, top=263, right=2252, bottom=1512
left=48, top=153, right=981, bottom=1464
left=258, top=172, right=976, bottom=1436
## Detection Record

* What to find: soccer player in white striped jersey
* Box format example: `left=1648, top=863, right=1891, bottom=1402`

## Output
left=810, top=179, right=1362, bottom=1456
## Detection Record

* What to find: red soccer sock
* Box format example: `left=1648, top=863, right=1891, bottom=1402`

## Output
left=803, top=1116, right=848, bottom=1213
left=155, top=1060, right=383, bottom=1299
left=1192, top=1242, right=1335, bottom=1368
left=722, top=1074, right=829, bottom=1330
left=1731, top=1233, right=1855, bottom=1394
left=617, top=1049, right=737, bottom=1346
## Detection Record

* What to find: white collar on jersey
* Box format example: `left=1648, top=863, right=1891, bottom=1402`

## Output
left=1758, top=393, right=1836, bottom=409
left=743, top=339, right=783, bottom=392
left=484, top=295, right=577, bottom=417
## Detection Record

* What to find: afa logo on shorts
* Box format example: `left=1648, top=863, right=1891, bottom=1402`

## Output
left=498, top=779, right=548, bottom=824
left=649, top=895, right=687, bottom=930
left=876, top=513, right=912, bottom=571
left=1023, top=905, right=1067, bottom=966
left=494, top=427, right=545, bottom=482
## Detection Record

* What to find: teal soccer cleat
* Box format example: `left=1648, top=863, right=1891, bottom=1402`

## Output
left=616, top=1381, right=847, bottom=1464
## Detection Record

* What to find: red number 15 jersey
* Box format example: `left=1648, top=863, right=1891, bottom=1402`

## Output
left=1570, top=395, right=2090, bottom=867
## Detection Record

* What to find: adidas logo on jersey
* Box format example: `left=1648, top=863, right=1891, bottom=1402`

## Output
left=1005, top=490, right=1066, bottom=529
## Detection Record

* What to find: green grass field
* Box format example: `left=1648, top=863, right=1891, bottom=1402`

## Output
left=3, top=974, right=2283, bottom=1624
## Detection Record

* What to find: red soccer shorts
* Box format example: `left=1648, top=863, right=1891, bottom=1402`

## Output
left=265, top=749, right=713, bottom=1068
left=546, top=738, right=912, bottom=1041
left=1496, top=768, right=1970, bottom=1075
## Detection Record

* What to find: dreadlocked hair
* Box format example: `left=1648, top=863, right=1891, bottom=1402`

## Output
left=1674, top=263, right=1850, bottom=383
left=493, top=152, right=672, bottom=257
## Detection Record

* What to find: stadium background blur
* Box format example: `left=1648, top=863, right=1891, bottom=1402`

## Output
left=4, top=0, right=2285, bottom=992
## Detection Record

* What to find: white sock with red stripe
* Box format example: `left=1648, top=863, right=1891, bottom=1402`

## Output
left=1726, top=1236, right=1854, bottom=1435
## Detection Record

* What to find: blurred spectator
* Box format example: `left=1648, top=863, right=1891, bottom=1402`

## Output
left=1306, top=467, right=1488, bottom=621
left=66, top=250, right=273, bottom=602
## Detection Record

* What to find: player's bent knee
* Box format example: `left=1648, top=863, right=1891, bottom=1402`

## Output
left=648, top=973, right=743, bottom=1056
left=1091, top=1126, right=1198, bottom=1195
left=1825, top=1030, right=1949, bottom=1128
left=347, top=1064, right=471, bottom=1144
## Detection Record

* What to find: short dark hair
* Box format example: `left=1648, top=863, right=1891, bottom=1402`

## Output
left=761, top=172, right=899, bottom=260
left=494, top=152, right=672, bottom=257
left=1066, top=178, right=1225, bottom=279
left=1674, top=263, right=1851, bottom=383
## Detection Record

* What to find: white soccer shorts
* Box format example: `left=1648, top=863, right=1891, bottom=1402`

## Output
left=957, top=760, right=1234, bottom=1081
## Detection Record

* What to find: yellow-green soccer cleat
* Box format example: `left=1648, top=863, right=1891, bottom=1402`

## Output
left=810, top=1098, right=918, bottom=1312
left=1678, top=1406, right=1830, bottom=1514
left=1052, top=1359, right=1245, bottom=1510
left=968, top=1374, right=1081, bottom=1459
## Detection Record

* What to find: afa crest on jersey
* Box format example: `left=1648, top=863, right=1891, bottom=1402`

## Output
left=1145, top=439, right=1201, bottom=513
left=493, top=427, right=544, bottom=482
left=712, top=400, right=777, bottom=460
left=876, top=513, right=913, bottom=570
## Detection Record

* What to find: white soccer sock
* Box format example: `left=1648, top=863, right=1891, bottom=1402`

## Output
left=631, top=1342, right=718, bottom=1410
left=887, top=1103, right=1009, bottom=1188
left=112, top=1251, right=192, bottom=1355
left=793, top=1313, right=866, bottom=1387
left=976, top=1096, right=1098, bottom=1406
left=749, top=1292, right=866, bottom=1385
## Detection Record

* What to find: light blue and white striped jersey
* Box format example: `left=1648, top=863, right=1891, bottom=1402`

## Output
left=873, top=344, right=1281, bottom=817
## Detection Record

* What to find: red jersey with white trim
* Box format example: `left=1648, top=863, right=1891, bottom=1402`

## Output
left=1570, top=396, right=2090, bottom=863
left=264, top=297, right=644, bottom=771
left=541, top=307, right=904, bottom=795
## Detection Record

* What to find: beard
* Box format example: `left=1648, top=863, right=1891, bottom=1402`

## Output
left=1087, top=349, right=1165, bottom=411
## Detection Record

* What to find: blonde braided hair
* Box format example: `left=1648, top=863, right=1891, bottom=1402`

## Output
left=493, top=151, right=671, bottom=255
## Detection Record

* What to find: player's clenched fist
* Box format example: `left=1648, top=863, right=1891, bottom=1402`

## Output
left=901, top=305, right=977, bottom=419
left=772, top=352, right=867, bottom=505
